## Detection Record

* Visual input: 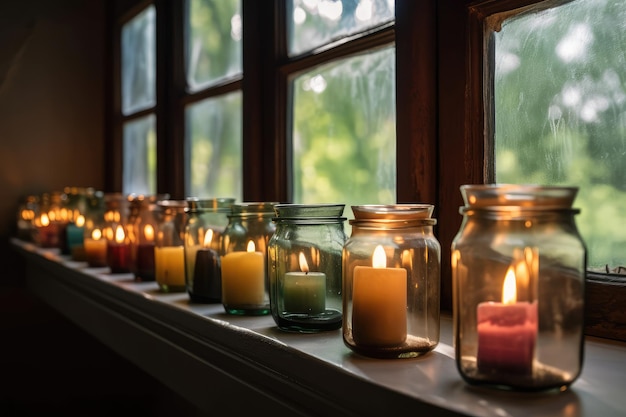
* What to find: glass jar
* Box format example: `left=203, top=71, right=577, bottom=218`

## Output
left=33, top=191, right=67, bottom=249
left=155, top=200, right=188, bottom=292
left=129, top=194, right=169, bottom=282
left=83, top=191, right=107, bottom=268
left=104, top=193, right=132, bottom=274
left=451, top=184, right=586, bottom=391
left=17, top=195, right=39, bottom=242
left=221, top=202, right=278, bottom=315
left=268, top=204, right=346, bottom=332
left=342, top=205, right=441, bottom=359
left=184, top=197, right=235, bottom=303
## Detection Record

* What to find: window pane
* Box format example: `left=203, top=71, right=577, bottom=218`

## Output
left=292, top=47, right=396, bottom=214
left=287, top=0, right=394, bottom=56
left=186, top=0, right=242, bottom=91
left=494, top=0, right=626, bottom=270
left=121, top=5, right=156, bottom=115
left=123, top=114, right=156, bottom=195
left=186, top=92, right=242, bottom=200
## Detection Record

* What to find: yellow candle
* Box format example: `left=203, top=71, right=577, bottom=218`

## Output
left=155, top=246, right=186, bottom=288
left=352, top=245, right=407, bottom=347
left=221, top=241, right=265, bottom=307
left=84, top=228, right=108, bottom=267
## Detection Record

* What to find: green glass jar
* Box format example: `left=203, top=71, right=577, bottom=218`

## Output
left=184, top=197, right=234, bottom=303
left=221, top=202, right=278, bottom=315
left=268, top=204, right=346, bottom=332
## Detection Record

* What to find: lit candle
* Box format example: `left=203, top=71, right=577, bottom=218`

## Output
left=67, top=215, right=86, bottom=261
left=476, top=264, right=538, bottom=374
left=37, top=213, right=59, bottom=248
left=84, top=228, right=108, bottom=267
left=221, top=240, right=265, bottom=308
left=283, top=252, right=326, bottom=314
left=352, top=245, right=407, bottom=347
left=188, top=229, right=222, bottom=302
left=135, top=224, right=155, bottom=281
left=107, top=225, right=131, bottom=274
left=154, top=246, right=186, bottom=290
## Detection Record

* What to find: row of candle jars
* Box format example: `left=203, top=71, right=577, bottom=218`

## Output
left=451, top=184, right=586, bottom=391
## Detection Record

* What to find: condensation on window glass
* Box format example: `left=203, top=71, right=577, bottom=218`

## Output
left=186, top=0, right=242, bottom=92
left=123, top=114, right=156, bottom=195
left=494, top=0, right=626, bottom=270
left=287, top=0, right=394, bottom=57
left=292, top=46, right=396, bottom=218
left=185, top=92, right=242, bottom=200
left=121, top=5, right=156, bottom=115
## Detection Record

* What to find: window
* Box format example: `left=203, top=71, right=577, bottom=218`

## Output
left=493, top=0, right=626, bottom=271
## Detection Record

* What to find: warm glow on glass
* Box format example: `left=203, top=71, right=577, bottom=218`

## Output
left=115, top=225, right=126, bottom=244
left=92, top=228, right=102, bottom=240
left=372, top=245, right=387, bottom=268
left=41, top=213, right=50, bottom=227
left=246, top=240, right=256, bottom=252
left=76, top=215, right=85, bottom=227
left=298, top=252, right=310, bottom=273
left=203, top=229, right=213, bottom=248
left=144, top=224, right=154, bottom=241
left=502, top=266, right=517, bottom=305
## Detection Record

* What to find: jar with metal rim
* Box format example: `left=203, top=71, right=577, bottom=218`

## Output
left=451, top=184, right=586, bottom=391
left=268, top=203, right=347, bottom=332
left=221, top=202, right=278, bottom=315
left=342, top=204, right=441, bottom=359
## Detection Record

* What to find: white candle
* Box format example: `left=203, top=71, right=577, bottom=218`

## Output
left=221, top=240, right=265, bottom=307
left=283, top=252, right=326, bottom=314
left=352, top=245, right=407, bottom=347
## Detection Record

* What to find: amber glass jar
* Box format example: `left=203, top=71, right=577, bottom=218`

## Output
left=451, top=184, right=586, bottom=391
left=342, top=205, right=441, bottom=359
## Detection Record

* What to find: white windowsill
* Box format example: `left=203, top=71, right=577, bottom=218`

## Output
left=11, top=238, right=626, bottom=417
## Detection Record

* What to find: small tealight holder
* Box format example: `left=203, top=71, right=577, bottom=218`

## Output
left=268, top=204, right=347, bottom=332
left=342, top=205, right=441, bottom=359
left=451, top=184, right=586, bottom=391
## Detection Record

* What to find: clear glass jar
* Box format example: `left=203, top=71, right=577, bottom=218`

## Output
left=33, top=191, right=67, bottom=249
left=268, top=204, right=346, bottom=332
left=451, top=184, right=586, bottom=391
left=342, top=205, right=441, bottom=359
left=17, top=195, right=39, bottom=242
left=104, top=193, right=132, bottom=274
left=221, top=202, right=278, bottom=315
left=129, top=194, right=169, bottom=282
left=155, top=200, right=188, bottom=292
left=184, top=197, right=235, bottom=303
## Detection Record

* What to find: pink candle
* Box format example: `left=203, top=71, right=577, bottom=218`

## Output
left=476, top=266, right=537, bottom=374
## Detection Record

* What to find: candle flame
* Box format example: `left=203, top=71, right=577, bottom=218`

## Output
left=246, top=240, right=256, bottom=252
left=144, top=224, right=154, bottom=241
left=203, top=229, right=213, bottom=247
left=298, top=252, right=310, bottom=273
left=41, top=213, right=50, bottom=227
left=372, top=245, right=387, bottom=268
left=92, top=228, right=102, bottom=240
left=75, top=215, right=85, bottom=227
left=115, top=225, right=125, bottom=243
left=502, top=266, right=517, bottom=304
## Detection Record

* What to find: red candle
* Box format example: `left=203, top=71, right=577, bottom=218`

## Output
left=476, top=266, right=537, bottom=374
left=107, top=225, right=131, bottom=274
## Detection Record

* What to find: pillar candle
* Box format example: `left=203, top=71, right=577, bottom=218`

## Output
left=107, top=225, right=131, bottom=274
left=283, top=252, right=326, bottom=314
left=476, top=265, right=537, bottom=374
left=192, top=248, right=222, bottom=302
left=84, top=231, right=108, bottom=268
left=135, top=243, right=156, bottom=281
left=155, top=246, right=186, bottom=290
left=221, top=241, right=265, bottom=308
left=352, top=245, right=407, bottom=347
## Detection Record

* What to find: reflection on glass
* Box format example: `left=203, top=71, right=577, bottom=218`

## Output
left=186, top=0, right=242, bottom=91
left=185, top=92, right=242, bottom=200
left=287, top=0, right=394, bottom=56
left=123, top=114, right=156, bottom=195
left=121, top=5, right=156, bottom=115
left=494, top=0, right=626, bottom=269
left=292, top=47, right=396, bottom=219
